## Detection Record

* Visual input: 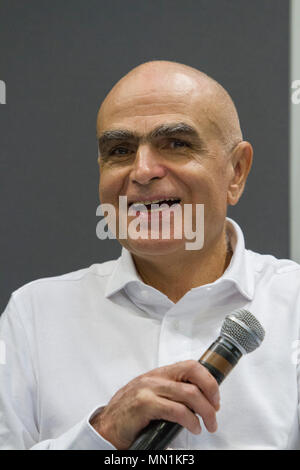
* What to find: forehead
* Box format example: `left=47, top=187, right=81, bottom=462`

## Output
left=97, top=71, right=217, bottom=137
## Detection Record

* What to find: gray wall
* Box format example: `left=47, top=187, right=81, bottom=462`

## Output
left=290, top=0, right=300, bottom=264
left=0, top=0, right=290, bottom=312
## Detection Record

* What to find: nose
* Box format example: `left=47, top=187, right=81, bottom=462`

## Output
left=130, top=144, right=167, bottom=185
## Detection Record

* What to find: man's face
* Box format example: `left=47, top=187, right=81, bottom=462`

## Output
left=97, top=69, right=233, bottom=258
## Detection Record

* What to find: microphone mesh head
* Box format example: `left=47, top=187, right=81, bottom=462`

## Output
left=220, top=309, right=265, bottom=354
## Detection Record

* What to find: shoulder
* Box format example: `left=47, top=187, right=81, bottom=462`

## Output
left=247, top=249, right=300, bottom=295
left=8, top=258, right=119, bottom=309
left=248, top=249, right=300, bottom=275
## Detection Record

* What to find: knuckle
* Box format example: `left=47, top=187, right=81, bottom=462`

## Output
left=186, top=359, right=199, bottom=369
left=156, top=364, right=172, bottom=376
left=183, top=383, right=199, bottom=400
left=135, top=388, right=153, bottom=408
left=139, top=375, right=155, bottom=387
left=184, top=359, right=200, bottom=374
left=186, top=362, right=217, bottom=388
left=197, top=365, right=218, bottom=392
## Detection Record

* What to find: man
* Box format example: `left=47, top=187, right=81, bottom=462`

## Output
left=1, top=61, right=300, bottom=450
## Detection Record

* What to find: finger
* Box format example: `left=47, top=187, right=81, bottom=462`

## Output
left=137, top=376, right=217, bottom=433
left=154, top=360, right=220, bottom=410
left=143, top=377, right=218, bottom=433
left=150, top=395, right=202, bottom=435
left=165, top=380, right=218, bottom=433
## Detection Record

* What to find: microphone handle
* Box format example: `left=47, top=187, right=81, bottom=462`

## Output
left=129, top=337, right=242, bottom=450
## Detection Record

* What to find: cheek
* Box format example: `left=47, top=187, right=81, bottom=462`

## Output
left=205, top=172, right=230, bottom=217
left=99, top=167, right=124, bottom=204
left=187, top=162, right=229, bottom=207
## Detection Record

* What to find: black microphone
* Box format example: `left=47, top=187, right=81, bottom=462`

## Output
left=129, top=309, right=265, bottom=450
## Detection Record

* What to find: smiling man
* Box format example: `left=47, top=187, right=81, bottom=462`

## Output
left=1, top=61, right=300, bottom=450
left=97, top=61, right=251, bottom=303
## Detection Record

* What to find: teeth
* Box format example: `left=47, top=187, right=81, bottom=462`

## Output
left=131, top=198, right=180, bottom=205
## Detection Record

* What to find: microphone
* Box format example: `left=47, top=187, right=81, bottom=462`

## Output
left=129, top=309, right=265, bottom=450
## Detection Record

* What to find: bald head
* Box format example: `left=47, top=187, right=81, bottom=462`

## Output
left=97, top=60, right=243, bottom=153
left=97, top=60, right=253, bottom=260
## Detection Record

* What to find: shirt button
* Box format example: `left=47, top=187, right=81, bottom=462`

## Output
left=174, top=320, right=180, bottom=330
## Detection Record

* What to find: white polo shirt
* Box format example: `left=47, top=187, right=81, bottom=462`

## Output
left=1, top=218, right=300, bottom=450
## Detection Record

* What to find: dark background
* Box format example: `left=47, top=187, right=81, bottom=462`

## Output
left=0, top=0, right=290, bottom=313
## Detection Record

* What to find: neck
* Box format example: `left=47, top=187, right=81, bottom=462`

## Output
left=132, top=227, right=233, bottom=303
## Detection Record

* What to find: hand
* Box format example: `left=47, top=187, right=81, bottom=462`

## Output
left=90, top=360, right=220, bottom=449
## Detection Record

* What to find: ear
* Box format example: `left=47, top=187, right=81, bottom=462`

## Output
left=227, top=141, right=253, bottom=206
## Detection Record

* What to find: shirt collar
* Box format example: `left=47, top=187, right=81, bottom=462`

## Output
left=104, top=217, right=255, bottom=301
left=216, top=217, right=255, bottom=300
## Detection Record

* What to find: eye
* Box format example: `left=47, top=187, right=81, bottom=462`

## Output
left=169, top=139, right=191, bottom=149
left=109, top=146, right=131, bottom=156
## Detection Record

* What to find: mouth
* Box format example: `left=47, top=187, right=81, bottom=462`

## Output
left=128, top=197, right=182, bottom=212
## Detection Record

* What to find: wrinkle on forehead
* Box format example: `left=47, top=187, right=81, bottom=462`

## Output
left=97, top=61, right=243, bottom=152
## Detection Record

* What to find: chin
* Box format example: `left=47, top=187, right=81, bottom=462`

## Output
left=121, top=237, right=186, bottom=257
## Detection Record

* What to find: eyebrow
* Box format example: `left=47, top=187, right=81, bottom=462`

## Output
left=98, top=122, right=203, bottom=153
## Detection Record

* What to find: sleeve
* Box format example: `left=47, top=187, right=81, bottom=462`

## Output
left=0, top=295, right=116, bottom=450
